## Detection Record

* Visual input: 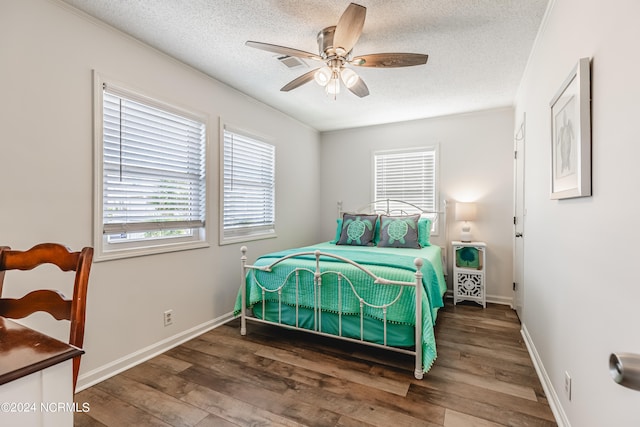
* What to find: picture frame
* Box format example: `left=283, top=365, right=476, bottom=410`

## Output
left=550, top=57, right=591, bottom=199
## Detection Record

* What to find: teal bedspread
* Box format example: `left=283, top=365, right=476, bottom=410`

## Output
left=234, top=241, right=446, bottom=372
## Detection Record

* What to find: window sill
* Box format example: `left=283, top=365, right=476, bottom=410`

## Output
left=219, top=231, right=277, bottom=246
left=94, top=240, right=210, bottom=262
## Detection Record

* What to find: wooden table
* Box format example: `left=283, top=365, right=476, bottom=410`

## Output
left=0, top=317, right=83, bottom=426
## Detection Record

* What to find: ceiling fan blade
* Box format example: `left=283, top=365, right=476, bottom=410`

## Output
left=280, top=69, right=319, bottom=92
left=246, top=41, right=323, bottom=62
left=333, top=3, right=366, bottom=53
left=351, top=53, right=429, bottom=68
left=346, top=76, right=369, bottom=98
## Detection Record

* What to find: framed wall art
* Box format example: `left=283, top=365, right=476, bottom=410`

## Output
left=550, top=57, right=592, bottom=199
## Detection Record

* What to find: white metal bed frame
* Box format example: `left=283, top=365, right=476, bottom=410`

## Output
left=239, top=199, right=447, bottom=379
left=240, top=247, right=425, bottom=378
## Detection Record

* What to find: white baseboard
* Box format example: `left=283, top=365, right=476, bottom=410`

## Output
left=487, top=294, right=513, bottom=307
left=521, top=323, right=570, bottom=427
left=76, top=311, right=235, bottom=392
left=444, top=291, right=514, bottom=307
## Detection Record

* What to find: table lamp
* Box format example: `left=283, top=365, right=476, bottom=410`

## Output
left=455, top=202, right=477, bottom=242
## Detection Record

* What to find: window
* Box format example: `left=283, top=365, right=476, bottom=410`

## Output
left=221, top=125, right=275, bottom=244
left=373, top=146, right=439, bottom=232
left=94, top=75, right=208, bottom=260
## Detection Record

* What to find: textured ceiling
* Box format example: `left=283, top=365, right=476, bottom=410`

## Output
left=60, top=0, right=548, bottom=131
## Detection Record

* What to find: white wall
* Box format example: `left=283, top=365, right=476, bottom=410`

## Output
left=320, top=108, right=515, bottom=303
left=515, top=0, right=640, bottom=425
left=0, top=0, right=320, bottom=389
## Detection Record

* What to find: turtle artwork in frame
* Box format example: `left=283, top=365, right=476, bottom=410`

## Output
left=550, top=57, right=592, bottom=200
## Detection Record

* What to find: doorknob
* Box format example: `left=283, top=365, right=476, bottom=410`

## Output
left=515, top=232, right=523, bottom=238
left=610, top=353, right=640, bottom=391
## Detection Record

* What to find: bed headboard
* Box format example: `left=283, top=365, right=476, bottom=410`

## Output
left=337, top=199, right=447, bottom=240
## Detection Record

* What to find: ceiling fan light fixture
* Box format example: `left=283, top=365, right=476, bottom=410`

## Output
left=325, top=73, right=341, bottom=96
left=340, top=67, right=359, bottom=88
left=314, top=66, right=332, bottom=86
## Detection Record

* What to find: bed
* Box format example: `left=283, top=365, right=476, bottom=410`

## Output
left=234, top=200, right=447, bottom=378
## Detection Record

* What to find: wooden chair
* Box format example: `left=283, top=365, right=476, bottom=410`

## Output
left=0, top=243, right=93, bottom=392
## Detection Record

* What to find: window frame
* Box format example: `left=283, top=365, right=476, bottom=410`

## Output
left=372, top=145, right=441, bottom=235
left=93, top=72, right=210, bottom=261
left=219, top=120, right=277, bottom=245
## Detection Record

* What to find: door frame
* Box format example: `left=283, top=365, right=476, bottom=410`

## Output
left=513, top=113, right=526, bottom=319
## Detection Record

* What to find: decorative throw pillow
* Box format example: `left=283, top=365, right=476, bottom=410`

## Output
left=330, top=218, right=343, bottom=243
left=336, top=214, right=378, bottom=246
left=373, top=216, right=381, bottom=244
left=418, top=217, right=432, bottom=247
left=378, top=214, right=421, bottom=248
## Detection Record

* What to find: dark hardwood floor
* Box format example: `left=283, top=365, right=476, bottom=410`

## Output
left=74, top=302, right=557, bottom=426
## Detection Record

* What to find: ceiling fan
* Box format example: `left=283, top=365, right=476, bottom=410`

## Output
left=246, top=2, right=428, bottom=98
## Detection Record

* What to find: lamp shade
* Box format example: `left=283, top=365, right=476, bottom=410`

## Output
left=455, top=202, right=477, bottom=222
left=314, top=67, right=332, bottom=86
left=340, top=67, right=359, bottom=88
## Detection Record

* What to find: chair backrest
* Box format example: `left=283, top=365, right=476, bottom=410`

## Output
left=0, top=243, right=93, bottom=391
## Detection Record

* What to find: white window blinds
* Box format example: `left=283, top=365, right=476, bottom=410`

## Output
left=102, top=85, right=206, bottom=235
left=374, top=148, right=437, bottom=214
left=222, top=128, right=275, bottom=239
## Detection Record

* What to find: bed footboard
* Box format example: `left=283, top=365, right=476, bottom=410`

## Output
left=239, top=246, right=426, bottom=380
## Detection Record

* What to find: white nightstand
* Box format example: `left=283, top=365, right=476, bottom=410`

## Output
left=452, top=241, right=486, bottom=308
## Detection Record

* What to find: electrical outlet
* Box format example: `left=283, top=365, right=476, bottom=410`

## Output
left=564, top=371, right=572, bottom=401
left=163, top=309, right=173, bottom=327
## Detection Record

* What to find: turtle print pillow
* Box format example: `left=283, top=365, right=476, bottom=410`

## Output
left=378, top=214, right=421, bottom=248
left=336, top=213, right=378, bottom=246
